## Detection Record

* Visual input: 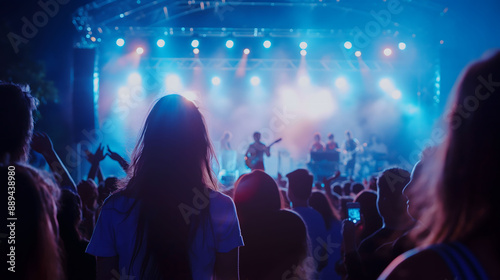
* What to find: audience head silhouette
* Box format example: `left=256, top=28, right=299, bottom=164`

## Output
left=234, top=170, right=281, bottom=218
left=287, top=169, right=314, bottom=206
left=309, top=191, right=339, bottom=229
left=351, top=182, right=364, bottom=196
left=376, top=168, right=411, bottom=228
left=402, top=147, right=433, bottom=220
left=355, top=190, right=383, bottom=241
left=0, top=82, right=37, bottom=162
left=58, top=189, right=83, bottom=240
left=234, top=170, right=312, bottom=279
left=332, top=184, right=342, bottom=196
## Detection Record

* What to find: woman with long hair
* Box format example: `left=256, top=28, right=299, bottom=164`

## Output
left=380, top=52, right=500, bottom=279
left=0, top=164, right=63, bottom=280
left=87, top=94, right=243, bottom=279
left=0, top=83, right=64, bottom=279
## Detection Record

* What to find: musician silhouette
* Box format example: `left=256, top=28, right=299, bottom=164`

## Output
left=342, top=131, right=361, bottom=180
left=245, top=132, right=270, bottom=171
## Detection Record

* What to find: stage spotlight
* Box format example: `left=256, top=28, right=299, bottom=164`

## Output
left=118, top=86, right=129, bottom=97
left=298, top=76, right=310, bottom=86
left=379, top=78, right=393, bottom=91
left=212, top=76, right=221, bottom=86
left=398, top=42, right=406, bottom=50
left=384, top=48, right=393, bottom=56
left=136, top=47, right=144, bottom=55
left=191, top=39, right=199, bottom=48
left=250, top=76, right=260, bottom=86
left=193, top=48, right=199, bottom=54
left=300, top=50, right=307, bottom=56
left=263, top=40, right=271, bottom=48
left=355, top=51, right=362, bottom=57
left=335, top=77, right=348, bottom=91
left=165, top=74, right=182, bottom=91
left=226, top=40, right=234, bottom=48
left=116, top=38, right=125, bottom=47
left=299, top=42, right=308, bottom=50
left=157, top=39, right=165, bottom=48
left=391, top=90, right=402, bottom=100
left=344, top=41, right=352, bottom=49
left=244, top=48, right=250, bottom=55
left=128, top=72, right=142, bottom=85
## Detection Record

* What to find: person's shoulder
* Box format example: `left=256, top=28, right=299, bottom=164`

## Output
left=101, top=191, right=134, bottom=211
left=293, top=206, right=322, bottom=220
left=358, top=228, right=384, bottom=252
left=379, top=247, right=453, bottom=280
left=276, top=209, right=306, bottom=226
left=209, top=189, right=236, bottom=210
left=307, top=206, right=325, bottom=219
left=208, top=188, right=230, bottom=201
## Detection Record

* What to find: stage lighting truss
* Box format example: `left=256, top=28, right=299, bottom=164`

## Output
left=144, top=57, right=395, bottom=72
left=72, top=0, right=446, bottom=47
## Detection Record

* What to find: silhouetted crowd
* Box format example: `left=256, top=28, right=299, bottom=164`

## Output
left=1, top=52, right=499, bottom=280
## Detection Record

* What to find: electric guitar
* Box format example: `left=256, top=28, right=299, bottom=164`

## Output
left=342, top=147, right=361, bottom=165
left=245, top=138, right=282, bottom=169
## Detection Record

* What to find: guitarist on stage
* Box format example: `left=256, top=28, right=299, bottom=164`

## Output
left=245, top=132, right=270, bottom=171
left=342, top=130, right=361, bottom=179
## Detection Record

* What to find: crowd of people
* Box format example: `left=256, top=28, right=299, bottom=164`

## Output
left=1, top=51, right=499, bottom=280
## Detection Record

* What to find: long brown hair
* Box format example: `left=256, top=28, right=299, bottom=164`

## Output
left=411, top=51, right=500, bottom=246
left=1, top=164, right=63, bottom=280
left=120, top=94, right=218, bottom=279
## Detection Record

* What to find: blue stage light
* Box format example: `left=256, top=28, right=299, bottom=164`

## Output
left=335, top=77, right=348, bottom=91
left=157, top=39, right=165, bottom=48
left=116, top=38, right=125, bottom=47
left=250, top=76, right=260, bottom=86
left=384, top=48, right=393, bottom=56
left=212, top=77, right=221, bottom=86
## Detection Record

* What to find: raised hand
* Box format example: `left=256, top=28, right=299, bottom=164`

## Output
left=92, top=144, right=106, bottom=163
left=106, top=145, right=129, bottom=172
left=87, top=144, right=106, bottom=181
left=31, top=131, right=54, bottom=156
left=31, top=131, right=76, bottom=191
left=323, top=170, right=342, bottom=187
left=83, top=149, right=95, bottom=163
left=106, top=145, right=122, bottom=162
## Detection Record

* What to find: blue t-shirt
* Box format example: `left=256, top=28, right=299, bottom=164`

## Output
left=292, top=207, right=328, bottom=261
left=86, top=190, right=244, bottom=279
